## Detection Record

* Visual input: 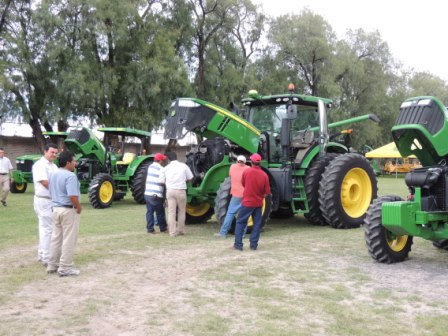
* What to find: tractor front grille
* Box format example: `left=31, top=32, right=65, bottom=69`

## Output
left=396, top=99, right=444, bottom=135
left=67, top=128, right=90, bottom=144
left=17, top=160, right=34, bottom=172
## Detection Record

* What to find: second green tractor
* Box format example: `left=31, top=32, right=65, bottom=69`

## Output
left=164, top=87, right=379, bottom=230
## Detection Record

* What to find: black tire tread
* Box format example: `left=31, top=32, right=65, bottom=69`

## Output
left=364, top=195, right=413, bottom=263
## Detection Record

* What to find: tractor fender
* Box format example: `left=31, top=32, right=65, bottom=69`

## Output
left=300, top=142, right=348, bottom=169
left=125, top=155, right=153, bottom=176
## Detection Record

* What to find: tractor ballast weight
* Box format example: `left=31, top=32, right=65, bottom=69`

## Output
left=65, top=127, right=153, bottom=208
left=164, top=89, right=379, bottom=229
left=364, top=96, right=448, bottom=263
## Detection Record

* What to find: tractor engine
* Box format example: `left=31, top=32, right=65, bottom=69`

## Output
left=405, top=166, right=448, bottom=211
left=186, top=137, right=230, bottom=187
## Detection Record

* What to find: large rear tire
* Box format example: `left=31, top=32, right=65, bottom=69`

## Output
left=304, top=153, right=338, bottom=225
left=89, top=173, right=115, bottom=208
left=130, top=163, right=149, bottom=204
left=10, top=181, right=27, bottom=193
left=319, top=153, right=377, bottom=229
left=364, top=195, right=413, bottom=263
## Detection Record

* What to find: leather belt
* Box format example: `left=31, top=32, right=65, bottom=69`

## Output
left=0, top=173, right=8, bottom=175
left=35, top=195, right=51, bottom=199
left=54, top=205, right=75, bottom=209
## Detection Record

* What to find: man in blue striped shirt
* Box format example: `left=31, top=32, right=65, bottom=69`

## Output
left=145, top=153, right=168, bottom=234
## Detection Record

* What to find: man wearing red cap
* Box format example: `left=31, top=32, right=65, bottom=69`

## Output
left=144, top=153, right=168, bottom=234
left=233, top=153, right=271, bottom=251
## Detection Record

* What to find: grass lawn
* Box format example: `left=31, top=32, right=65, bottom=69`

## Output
left=0, top=177, right=447, bottom=335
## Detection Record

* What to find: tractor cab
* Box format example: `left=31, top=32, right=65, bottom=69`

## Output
left=241, top=89, right=333, bottom=164
left=98, top=127, right=151, bottom=174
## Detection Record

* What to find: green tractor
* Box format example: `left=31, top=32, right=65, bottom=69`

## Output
left=364, top=96, right=448, bottom=263
left=10, top=131, right=68, bottom=193
left=164, top=87, right=379, bottom=230
left=64, top=127, right=153, bottom=208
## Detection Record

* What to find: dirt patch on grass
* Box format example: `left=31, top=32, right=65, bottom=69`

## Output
left=1, top=224, right=448, bottom=335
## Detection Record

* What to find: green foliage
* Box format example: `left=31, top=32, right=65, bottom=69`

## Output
left=2, top=1, right=448, bottom=151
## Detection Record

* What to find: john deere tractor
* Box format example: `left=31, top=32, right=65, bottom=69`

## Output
left=164, top=87, right=379, bottom=230
left=10, top=131, right=68, bottom=193
left=364, top=96, right=448, bottom=263
left=64, top=127, right=152, bottom=208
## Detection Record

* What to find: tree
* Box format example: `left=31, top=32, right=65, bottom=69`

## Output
left=0, top=0, right=59, bottom=151
left=268, top=10, right=337, bottom=96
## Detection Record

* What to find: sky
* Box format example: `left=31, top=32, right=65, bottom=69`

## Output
left=255, top=0, right=448, bottom=81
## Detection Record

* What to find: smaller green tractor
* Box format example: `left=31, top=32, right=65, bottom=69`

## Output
left=64, top=127, right=153, bottom=208
left=364, top=96, right=448, bottom=263
left=10, top=131, right=68, bottom=193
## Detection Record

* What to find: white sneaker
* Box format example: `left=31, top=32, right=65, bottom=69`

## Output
left=58, top=268, right=80, bottom=277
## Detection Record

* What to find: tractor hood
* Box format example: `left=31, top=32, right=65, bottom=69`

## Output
left=164, top=98, right=261, bottom=153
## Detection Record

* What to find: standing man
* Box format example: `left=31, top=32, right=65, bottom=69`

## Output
left=214, top=155, right=249, bottom=238
left=233, top=153, right=271, bottom=251
left=0, top=148, right=13, bottom=207
left=145, top=152, right=168, bottom=234
left=32, top=143, right=59, bottom=266
left=46, top=150, right=82, bottom=277
left=159, top=151, right=193, bottom=237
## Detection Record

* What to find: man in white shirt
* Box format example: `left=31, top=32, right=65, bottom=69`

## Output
left=32, top=143, right=59, bottom=266
left=159, top=151, right=193, bottom=237
left=0, top=148, right=13, bottom=207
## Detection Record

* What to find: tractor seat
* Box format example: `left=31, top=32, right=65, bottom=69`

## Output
left=292, top=129, right=314, bottom=149
left=117, top=152, right=136, bottom=165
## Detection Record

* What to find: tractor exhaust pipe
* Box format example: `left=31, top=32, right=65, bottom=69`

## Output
left=318, top=99, right=329, bottom=157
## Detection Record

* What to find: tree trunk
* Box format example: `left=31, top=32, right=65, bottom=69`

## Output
left=29, top=118, right=46, bottom=154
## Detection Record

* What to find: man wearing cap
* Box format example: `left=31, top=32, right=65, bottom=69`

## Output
left=214, top=155, right=249, bottom=238
left=233, top=153, right=271, bottom=251
left=144, top=153, right=168, bottom=234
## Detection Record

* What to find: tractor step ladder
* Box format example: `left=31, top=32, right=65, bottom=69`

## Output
left=291, top=172, right=306, bottom=212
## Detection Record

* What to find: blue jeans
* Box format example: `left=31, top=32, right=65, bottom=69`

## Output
left=145, top=195, right=167, bottom=232
left=219, top=196, right=242, bottom=236
left=234, top=205, right=262, bottom=250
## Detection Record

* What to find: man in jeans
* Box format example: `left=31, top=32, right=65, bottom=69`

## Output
left=214, top=155, right=249, bottom=238
left=233, top=153, right=271, bottom=251
left=46, top=150, right=82, bottom=277
left=144, top=153, right=168, bottom=234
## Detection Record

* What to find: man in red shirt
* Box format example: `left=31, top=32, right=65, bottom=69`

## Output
left=233, top=153, right=271, bottom=251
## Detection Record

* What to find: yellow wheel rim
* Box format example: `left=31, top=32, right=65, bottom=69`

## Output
left=340, top=168, right=372, bottom=218
left=387, top=233, right=409, bottom=252
left=186, top=203, right=211, bottom=217
left=15, top=183, right=26, bottom=191
left=246, top=199, right=266, bottom=228
left=99, top=181, right=114, bottom=203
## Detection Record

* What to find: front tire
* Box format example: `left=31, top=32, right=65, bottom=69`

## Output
left=432, top=240, right=448, bottom=250
left=185, top=202, right=214, bottom=224
left=10, top=181, right=27, bottom=193
left=364, top=195, right=413, bottom=263
left=319, top=153, right=377, bottom=229
left=89, top=173, right=115, bottom=208
left=214, top=177, right=272, bottom=234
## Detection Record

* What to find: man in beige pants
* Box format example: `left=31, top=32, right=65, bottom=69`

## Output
left=159, top=151, right=193, bottom=237
left=0, top=148, right=13, bottom=207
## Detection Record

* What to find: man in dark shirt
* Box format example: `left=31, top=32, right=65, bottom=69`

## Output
left=233, top=153, right=271, bottom=251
